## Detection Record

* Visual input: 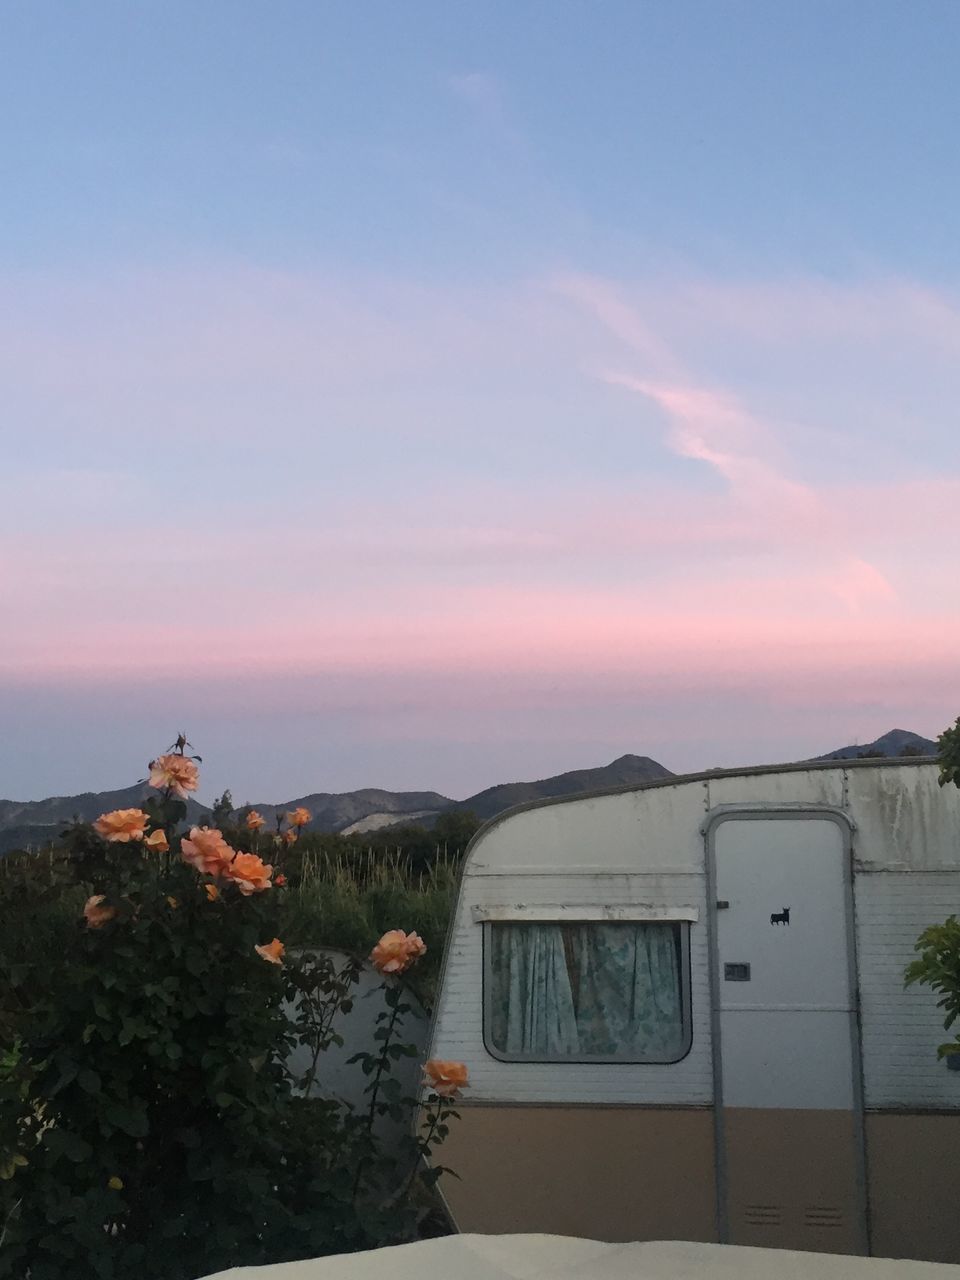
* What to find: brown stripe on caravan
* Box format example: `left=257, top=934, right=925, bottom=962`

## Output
left=865, top=1112, right=960, bottom=1263
left=436, top=1103, right=717, bottom=1243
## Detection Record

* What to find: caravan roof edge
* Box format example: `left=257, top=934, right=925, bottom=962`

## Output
left=462, top=754, right=940, bottom=850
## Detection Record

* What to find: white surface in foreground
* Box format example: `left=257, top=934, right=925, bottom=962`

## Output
left=203, top=1234, right=960, bottom=1280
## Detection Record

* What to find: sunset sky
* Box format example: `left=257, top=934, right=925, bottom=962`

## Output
left=2, top=2, right=959, bottom=804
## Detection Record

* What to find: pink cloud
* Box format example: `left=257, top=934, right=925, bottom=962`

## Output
left=3, top=569, right=953, bottom=686
left=600, top=371, right=816, bottom=512
left=3, top=262, right=959, bottom=788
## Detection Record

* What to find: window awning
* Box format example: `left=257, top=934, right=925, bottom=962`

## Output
left=472, top=903, right=700, bottom=923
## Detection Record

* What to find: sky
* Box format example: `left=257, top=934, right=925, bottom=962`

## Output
left=2, top=1, right=959, bottom=804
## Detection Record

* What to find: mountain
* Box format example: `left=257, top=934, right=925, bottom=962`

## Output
left=813, top=728, right=938, bottom=761
left=457, top=754, right=674, bottom=822
left=0, top=784, right=210, bottom=855
left=0, top=784, right=453, bottom=855
left=237, top=790, right=454, bottom=834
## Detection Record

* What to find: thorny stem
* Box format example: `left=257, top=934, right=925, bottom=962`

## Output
left=300, top=959, right=355, bottom=1100
left=393, top=1098, right=441, bottom=1208
left=351, top=994, right=402, bottom=1203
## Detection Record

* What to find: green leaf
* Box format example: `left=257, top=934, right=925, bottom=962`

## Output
left=105, top=1101, right=149, bottom=1138
left=78, top=1069, right=101, bottom=1095
left=44, top=1128, right=93, bottom=1163
left=48, top=1061, right=79, bottom=1096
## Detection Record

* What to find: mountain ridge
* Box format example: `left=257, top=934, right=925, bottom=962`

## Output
left=459, top=753, right=672, bottom=821
left=810, top=728, right=937, bottom=761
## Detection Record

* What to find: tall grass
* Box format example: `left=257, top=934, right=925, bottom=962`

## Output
left=282, top=849, right=460, bottom=1002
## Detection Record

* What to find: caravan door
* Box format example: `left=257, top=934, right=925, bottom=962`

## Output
left=710, top=812, right=867, bottom=1254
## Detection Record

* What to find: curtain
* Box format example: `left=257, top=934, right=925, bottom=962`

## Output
left=489, top=922, right=684, bottom=1059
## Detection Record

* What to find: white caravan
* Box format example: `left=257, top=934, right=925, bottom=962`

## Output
left=426, top=758, right=960, bottom=1263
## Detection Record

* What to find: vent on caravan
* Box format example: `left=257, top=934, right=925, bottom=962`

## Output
left=742, top=1204, right=783, bottom=1227
left=804, top=1206, right=844, bottom=1230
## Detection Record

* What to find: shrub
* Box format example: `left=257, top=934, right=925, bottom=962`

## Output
left=905, top=916, right=960, bottom=1058
left=0, top=740, right=465, bottom=1280
left=905, top=715, right=960, bottom=1059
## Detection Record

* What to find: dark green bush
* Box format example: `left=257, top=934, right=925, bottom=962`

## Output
left=0, top=747, right=464, bottom=1279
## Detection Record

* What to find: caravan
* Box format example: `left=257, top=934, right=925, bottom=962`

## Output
left=427, top=758, right=960, bottom=1262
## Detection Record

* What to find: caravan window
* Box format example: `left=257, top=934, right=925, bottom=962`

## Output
left=485, top=921, right=690, bottom=1063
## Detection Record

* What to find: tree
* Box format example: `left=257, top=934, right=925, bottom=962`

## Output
left=211, top=789, right=234, bottom=828
left=937, top=716, right=960, bottom=790
left=433, top=809, right=481, bottom=851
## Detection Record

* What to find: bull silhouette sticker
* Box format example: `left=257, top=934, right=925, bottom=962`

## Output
left=770, top=906, right=791, bottom=926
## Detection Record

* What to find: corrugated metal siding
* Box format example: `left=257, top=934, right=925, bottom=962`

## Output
left=855, top=871, right=960, bottom=1110
left=431, top=870, right=714, bottom=1104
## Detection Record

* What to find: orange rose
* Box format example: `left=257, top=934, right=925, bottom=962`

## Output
left=223, top=852, right=273, bottom=895
left=204, top=883, right=220, bottom=902
left=83, top=894, right=117, bottom=929
left=287, top=807, right=311, bottom=829
left=370, top=929, right=427, bottom=975
left=144, top=829, right=169, bottom=853
left=245, top=810, right=266, bottom=831
left=422, top=1060, right=469, bottom=1098
left=93, top=809, right=148, bottom=843
left=282, top=829, right=296, bottom=846
left=166, top=896, right=179, bottom=910
left=274, top=873, right=287, bottom=887
left=255, top=938, right=285, bottom=965
left=148, top=753, right=199, bottom=798
left=180, top=827, right=235, bottom=877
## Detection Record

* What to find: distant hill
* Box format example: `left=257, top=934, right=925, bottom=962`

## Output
left=0, top=784, right=210, bottom=855
left=813, top=728, right=938, bottom=761
left=238, top=790, right=454, bottom=835
left=457, top=754, right=674, bottom=822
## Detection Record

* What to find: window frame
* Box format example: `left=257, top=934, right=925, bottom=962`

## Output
left=481, top=915, right=694, bottom=1066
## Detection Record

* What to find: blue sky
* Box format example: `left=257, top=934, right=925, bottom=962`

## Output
left=2, top=2, right=959, bottom=802
left=7, top=2, right=960, bottom=277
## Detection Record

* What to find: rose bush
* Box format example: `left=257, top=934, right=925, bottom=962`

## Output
left=0, top=739, right=465, bottom=1280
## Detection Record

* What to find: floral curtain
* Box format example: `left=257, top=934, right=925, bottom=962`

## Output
left=489, top=922, right=684, bottom=1059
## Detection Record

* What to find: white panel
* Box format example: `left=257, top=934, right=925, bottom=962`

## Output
left=856, top=871, right=960, bottom=1109
left=847, top=764, right=960, bottom=870
left=720, top=1011, right=855, bottom=1109
left=714, top=818, right=855, bottom=1111
left=706, top=768, right=845, bottom=811
left=469, top=782, right=707, bottom=874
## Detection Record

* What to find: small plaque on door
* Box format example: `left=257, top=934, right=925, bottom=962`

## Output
left=724, top=962, right=751, bottom=982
